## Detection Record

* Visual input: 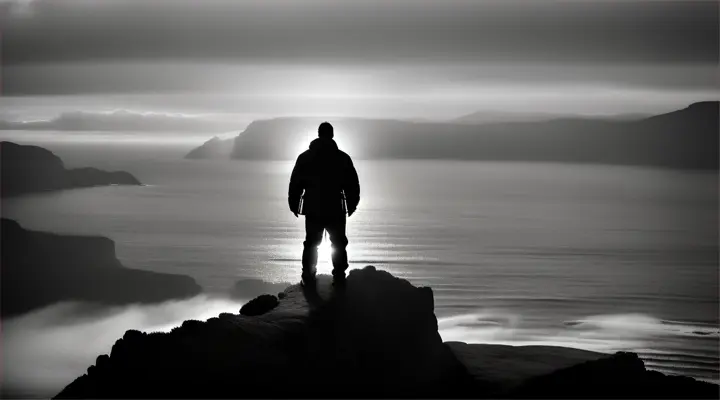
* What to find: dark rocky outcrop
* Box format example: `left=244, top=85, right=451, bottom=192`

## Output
left=186, top=102, right=719, bottom=170
left=1, top=219, right=201, bottom=318
left=55, top=266, right=717, bottom=399
left=509, top=351, right=718, bottom=399
left=56, top=267, right=473, bottom=398
left=239, top=294, right=279, bottom=316
left=446, top=342, right=604, bottom=394
left=0, top=141, right=141, bottom=197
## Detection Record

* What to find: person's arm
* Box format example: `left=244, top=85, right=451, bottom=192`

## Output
left=288, top=156, right=304, bottom=216
left=344, top=156, right=360, bottom=216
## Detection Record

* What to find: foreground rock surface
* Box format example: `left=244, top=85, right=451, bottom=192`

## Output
left=1, top=219, right=202, bottom=318
left=0, top=141, right=141, bottom=197
left=56, top=267, right=471, bottom=398
left=56, top=267, right=718, bottom=399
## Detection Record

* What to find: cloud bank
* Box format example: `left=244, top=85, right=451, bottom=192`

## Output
left=3, top=0, right=717, bottom=65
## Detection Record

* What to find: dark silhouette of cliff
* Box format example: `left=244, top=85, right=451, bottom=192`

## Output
left=55, top=266, right=717, bottom=399
left=239, top=294, right=280, bottom=316
left=449, top=342, right=718, bottom=399
left=1, top=219, right=201, bottom=318
left=186, top=102, right=718, bottom=170
left=0, top=141, right=141, bottom=197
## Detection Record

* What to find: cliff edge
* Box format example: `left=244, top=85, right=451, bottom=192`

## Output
left=56, top=266, right=717, bottom=398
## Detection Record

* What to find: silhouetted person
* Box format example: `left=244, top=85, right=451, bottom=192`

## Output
left=289, top=122, right=360, bottom=286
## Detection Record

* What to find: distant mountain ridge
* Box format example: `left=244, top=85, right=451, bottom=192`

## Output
left=184, top=136, right=234, bottom=159
left=0, top=141, right=142, bottom=197
left=452, top=110, right=651, bottom=124
left=185, top=102, right=718, bottom=170
left=0, top=110, right=238, bottom=133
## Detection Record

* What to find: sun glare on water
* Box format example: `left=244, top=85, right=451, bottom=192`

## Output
left=316, top=235, right=334, bottom=275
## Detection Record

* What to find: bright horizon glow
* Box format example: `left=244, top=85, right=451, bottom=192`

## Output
left=2, top=62, right=718, bottom=127
left=296, top=131, right=315, bottom=155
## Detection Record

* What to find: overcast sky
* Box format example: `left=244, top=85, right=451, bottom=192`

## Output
left=1, top=0, right=718, bottom=123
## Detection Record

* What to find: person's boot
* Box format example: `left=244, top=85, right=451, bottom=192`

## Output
left=331, top=246, right=348, bottom=287
left=301, top=244, right=318, bottom=288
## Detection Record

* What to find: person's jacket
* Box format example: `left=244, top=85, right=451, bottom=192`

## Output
left=288, top=138, right=360, bottom=216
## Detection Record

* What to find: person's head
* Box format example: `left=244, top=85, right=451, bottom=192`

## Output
left=318, top=122, right=334, bottom=139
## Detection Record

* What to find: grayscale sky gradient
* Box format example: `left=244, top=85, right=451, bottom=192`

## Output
left=1, top=0, right=718, bottom=126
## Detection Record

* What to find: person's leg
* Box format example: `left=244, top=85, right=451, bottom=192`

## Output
left=327, top=214, right=349, bottom=279
left=302, top=215, right=324, bottom=281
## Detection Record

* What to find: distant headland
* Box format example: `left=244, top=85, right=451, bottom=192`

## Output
left=0, top=141, right=142, bottom=197
left=1, top=219, right=201, bottom=318
left=186, top=102, right=719, bottom=170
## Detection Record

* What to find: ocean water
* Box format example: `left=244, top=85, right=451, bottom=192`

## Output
left=2, top=140, right=718, bottom=389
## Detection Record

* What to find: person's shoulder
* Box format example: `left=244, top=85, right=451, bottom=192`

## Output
left=295, top=149, right=312, bottom=162
left=337, top=149, right=354, bottom=162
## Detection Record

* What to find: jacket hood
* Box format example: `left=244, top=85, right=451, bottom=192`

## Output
left=309, top=137, right=339, bottom=152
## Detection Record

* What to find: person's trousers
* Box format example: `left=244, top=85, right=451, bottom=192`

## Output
left=302, top=213, right=348, bottom=277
